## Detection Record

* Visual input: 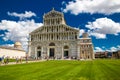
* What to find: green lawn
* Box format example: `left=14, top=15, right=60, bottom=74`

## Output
left=0, top=59, right=120, bottom=80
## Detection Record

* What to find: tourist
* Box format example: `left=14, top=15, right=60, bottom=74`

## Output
left=1, top=55, right=5, bottom=64
left=77, top=57, right=80, bottom=61
left=4, top=57, right=7, bottom=64
left=0, top=57, right=2, bottom=65
left=16, top=57, right=19, bottom=64
left=25, top=56, right=28, bottom=63
left=20, top=57, right=22, bottom=63
left=34, top=57, right=36, bottom=60
left=47, top=56, right=49, bottom=61
left=6, top=56, right=9, bottom=64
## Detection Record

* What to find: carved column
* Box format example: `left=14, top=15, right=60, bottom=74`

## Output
left=28, top=45, right=31, bottom=56
left=35, top=47, right=37, bottom=58
left=41, top=47, right=43, bottom=59
left=77, top=45, right=80, bottom=59
left=50, top=34, right=51, bottom=40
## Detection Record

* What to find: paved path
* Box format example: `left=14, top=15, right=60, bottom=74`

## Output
left=0, top=60, right=46, bottom=66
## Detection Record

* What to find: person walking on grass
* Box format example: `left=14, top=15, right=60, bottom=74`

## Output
left=16, top=57, right=19, bottom=64
left=25, top=56, right=28, bottom=63
left=4, top=57, right=7, bottom=64
left=20, top=57, right=22, bottom=63
left=0, top=57, right=2, bottom=65
left=1, top=55, right=5, bottom=64
left=6, top=56, right=9, bottom=64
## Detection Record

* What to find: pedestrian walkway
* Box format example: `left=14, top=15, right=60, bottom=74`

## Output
left=0, top=60, right=46, bottom=66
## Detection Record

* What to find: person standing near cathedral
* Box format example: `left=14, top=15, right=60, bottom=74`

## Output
left=16, top=57, right=19, bottom=64
left=20, top=57, right=22, bottom=63
left=0, top=57, right=2, bottom=65
left=25, top=56, right=28, bottom=63
left=6, top=56, right=9, bottom=64
left=1, top=55, right=5, bottom=64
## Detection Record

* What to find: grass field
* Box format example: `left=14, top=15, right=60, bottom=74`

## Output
left=0, top=59, right=120, bottom=80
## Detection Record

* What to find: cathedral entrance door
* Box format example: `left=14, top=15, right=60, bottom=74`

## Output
left=64, top=51, right=69, bottom=58
left=49, top=48, right=55, bottom=58
left=37, top=51, right=41, bottom=59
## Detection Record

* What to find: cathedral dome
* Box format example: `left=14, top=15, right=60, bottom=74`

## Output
left=14, top=42, right=22, bottom=49
left=14, top=42, right=22, bottom=46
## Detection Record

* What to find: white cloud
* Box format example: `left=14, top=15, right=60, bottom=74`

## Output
left=1, top=44, right=14, bottom=47
left=95, top=47, right=103, bottom=52
left=62, top=1, right=66, bottom=5
left=0, top=20, right=43, bottom=51
left=86, top=17, right=120, bottom=39
left=8, top=11, right=36, bottom=20
left=110, top=47, right=117, bottom=52
left=0, top=34, right=4, bottom=37
left=102, top=46, right=105, bottom=49
left=108, top=45, right=120, bottom=52
left=62, top=0, right=120, bottom=15
left=117, top=45, right=120, bottom=49
left=95, top=45, right=120, bottom=52
left=88, top=32, right=106, bottom=39
left=79, top=29, right=85, bottom=36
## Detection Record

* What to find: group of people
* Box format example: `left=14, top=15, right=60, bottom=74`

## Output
left=0, top=56, right=9, bottom=65
left=16, top=57, right=23, bottom=64
left=0, top=56, right=28, bottom=65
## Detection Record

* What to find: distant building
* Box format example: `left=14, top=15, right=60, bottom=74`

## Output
left=28, top=8, right=94, bottom=60
left=112, top=50, right=120, bottom=59
left=95, top=51, right=108, bottom=58
left=0, top=42, right=26, bottom=58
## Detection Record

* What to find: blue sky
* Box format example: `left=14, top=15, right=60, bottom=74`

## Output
left=0, top=0, right=120, bottom=52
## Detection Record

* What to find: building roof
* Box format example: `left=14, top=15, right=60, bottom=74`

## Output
left=0, top=46, right=25, bottom=52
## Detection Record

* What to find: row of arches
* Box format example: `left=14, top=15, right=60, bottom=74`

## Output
left=37, top=43, right=69, bottom=49
left=36, top=43, right=69, bottom=59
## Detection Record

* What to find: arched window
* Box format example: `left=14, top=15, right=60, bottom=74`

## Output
left=51, top=35, right=53, bottom=40
left=49, top=43, right=55, bottom=46
left=64, top=46, right=69, bottom=49
left=37, top=46, right=41, bottom=49
left=57, top=35, right=59, bottom=39
left=37, top=46, right=41, bottom=58
left=64, top=46, right=69, bottom=58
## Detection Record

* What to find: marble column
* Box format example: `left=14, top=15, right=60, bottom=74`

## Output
left=28, top=45, right=31, bottom=57
left=35, top=47, right=37, bottom=58
left=47, top=47, right=49, bottom=58
left=61, top=47, right=64, bottom=59
left=41, top=47, right=44, bottom=59
left=77, top=46, right=80, bottom=59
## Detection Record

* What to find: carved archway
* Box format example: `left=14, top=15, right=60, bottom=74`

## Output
left=49, top=43, right=55, bottom=58
left=64, top=45, right=69, bottom=58
left=49, top=42, right=55, bottom=46
left=37, top=46, right=41, bottom=59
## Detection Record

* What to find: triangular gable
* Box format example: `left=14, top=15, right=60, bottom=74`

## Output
left=30, top=24, right=79, bottom=35
left=30, top=26, right=44, bottom=34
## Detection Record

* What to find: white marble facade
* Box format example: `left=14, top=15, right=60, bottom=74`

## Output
left=0, top=42, right=26, bottom=58
left=28, top=8, right=94, bottom=60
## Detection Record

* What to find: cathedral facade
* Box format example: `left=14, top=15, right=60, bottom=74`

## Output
left=28, top=9, right=94, bottom=60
